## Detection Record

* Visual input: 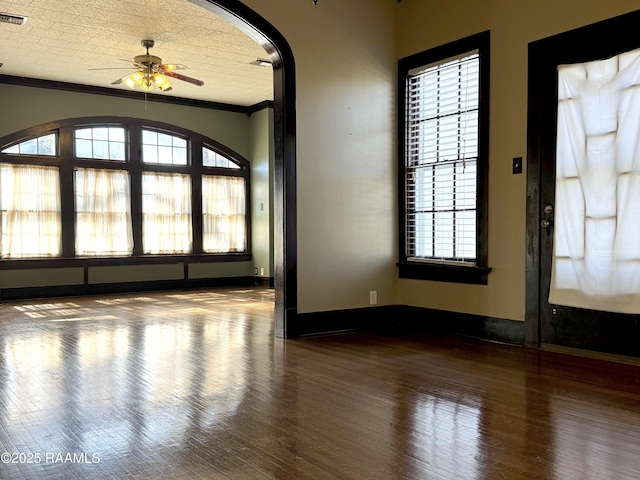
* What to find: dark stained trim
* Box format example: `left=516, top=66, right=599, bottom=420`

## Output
left=0, top=276, right=255, bottom=301
left=295, top=306, right=395, bottom=337
left=397, top=31, right=491, bottom=284
left=194, top=0, right=298, bottom=338
left=0, top=116, right=251, bottom=170
left=254, top=276, right=275, bottom=289
left=526, top=9, right=640, bottom=350
left=393, top=306, right=524, bottom=346
left=0, top=74, right=256, bottom=114
left=397, top=261, right=491, bottom=285
left=247, top=100, right=274, bottom=116
left=0, top=116, right=252, bottom=269
left=0, top=254, right=252, bottom=270
left=295, top=304, right=524, bottom=346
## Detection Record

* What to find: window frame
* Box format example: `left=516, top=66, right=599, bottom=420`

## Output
left=398, top=31, right=491, bottom=285
left=0, top=116, right=251, bottom=268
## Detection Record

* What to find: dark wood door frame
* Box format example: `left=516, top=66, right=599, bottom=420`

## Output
left=525, top=9, right=640, bottom=350
left=193, top=0, right=298, bottom=338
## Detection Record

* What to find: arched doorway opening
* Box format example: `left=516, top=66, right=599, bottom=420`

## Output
left=189, top=0, right=297, bottom=338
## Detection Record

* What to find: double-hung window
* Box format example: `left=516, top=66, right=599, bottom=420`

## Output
left=398, top=31, right=491, bottom=284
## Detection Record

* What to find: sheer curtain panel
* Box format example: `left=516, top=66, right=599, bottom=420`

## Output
left=202, top=175, right=246, bottom=253
left=142, top=172, right=192, bottom=254
left=75, top=168, right=133, bottom=256
left=0, top=163, right=61, bottom=258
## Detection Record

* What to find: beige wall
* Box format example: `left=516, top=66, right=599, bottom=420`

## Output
left=394, top=0, right=640, bottom=321
left=234, top=0, right=640, bottom=321
left=240, top=0, right=399, bottom=313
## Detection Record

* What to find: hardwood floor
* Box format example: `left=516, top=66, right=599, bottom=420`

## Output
left=0, top=288, right=639, bottom=479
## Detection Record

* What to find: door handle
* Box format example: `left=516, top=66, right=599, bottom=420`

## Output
left=542, top=204, right=554, bottom=236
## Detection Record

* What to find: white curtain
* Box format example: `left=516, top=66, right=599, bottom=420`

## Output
left=0, top=163, right=61, bottom=258
left=202, top=175, right=246, bottom=253
left=75, top=168, right=133, bottom=256
left=550, top=47, right=640, bottom=314
left=142, top=172, right=192, bottom=254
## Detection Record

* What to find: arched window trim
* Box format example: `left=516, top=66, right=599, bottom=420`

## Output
left=0, top=116, right=251, bottom=268
left=1, top=132, right=57, bottom=156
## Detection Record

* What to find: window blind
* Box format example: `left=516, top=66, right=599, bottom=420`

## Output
left=405, top=51, right=479, bottom=263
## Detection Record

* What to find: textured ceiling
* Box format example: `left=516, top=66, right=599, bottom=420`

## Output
left=0, top=0, right=273, bottom=106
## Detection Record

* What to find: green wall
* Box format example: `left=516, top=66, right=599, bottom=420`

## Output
left=0, top=82, right=273, bottom=291
left=249, top=107, right=274, bottom=280
left=0, top=83, right=252, bottom=157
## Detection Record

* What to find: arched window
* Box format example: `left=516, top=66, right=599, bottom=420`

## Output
left=0, top=117, right=250, bottom=263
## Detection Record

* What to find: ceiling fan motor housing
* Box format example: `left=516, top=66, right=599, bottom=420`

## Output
left=106, top=38, right=203, bottom=90
left=134, top=54, right=162, bottom=67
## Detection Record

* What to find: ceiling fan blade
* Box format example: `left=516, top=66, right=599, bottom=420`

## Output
left=160, top=63, right=188, bottom=71
left=163, top=70, right=204, bottom=86
left=89, top=67, right=136, bottom=71
left=111, top=78, right=124, bottom=85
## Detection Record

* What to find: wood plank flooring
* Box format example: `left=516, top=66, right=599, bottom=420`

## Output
left=0, top=287, right=639, bottom=479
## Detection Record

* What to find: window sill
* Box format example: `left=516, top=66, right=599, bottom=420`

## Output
left=397, top=261, right=491, bottom=285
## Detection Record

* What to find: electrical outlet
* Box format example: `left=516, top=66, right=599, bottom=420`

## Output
left=254, top=268, right=258, bottom=275
left=369, top=291, right=378, bottom=305
left=260, top=267, right=264, bottom=276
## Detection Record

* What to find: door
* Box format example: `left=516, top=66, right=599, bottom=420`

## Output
left=529, top=10, right=640, bottom=357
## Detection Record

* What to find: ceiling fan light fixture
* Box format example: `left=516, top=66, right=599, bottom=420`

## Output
left=130, top=71, right=144, bottom=85
left=123, top=71, right=145, bottom=88
left=139, top=80, right=154, bottom=92
left=102, top=40, right=203, bottom=94
left=123, top=76, right=136, bottom=89
left=153, top=73, right=169, bottom=86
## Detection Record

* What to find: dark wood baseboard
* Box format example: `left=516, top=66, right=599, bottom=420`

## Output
left=0, top=276, right=255, bottom=301
left=393, top=305, right=524, bottom=346
left=294, top=306, right=397, bottom=338
left=253, top=276, right=274, bottom=288
left=296, top=304, right=524, bottom=346
left=1, top=281, right=524, bottom=346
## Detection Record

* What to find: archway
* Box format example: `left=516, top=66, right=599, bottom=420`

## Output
left=188, top=0, right=297, bottom=337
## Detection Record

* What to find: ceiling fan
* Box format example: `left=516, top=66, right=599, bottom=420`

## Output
left=91, top=40, right=204, bottom=92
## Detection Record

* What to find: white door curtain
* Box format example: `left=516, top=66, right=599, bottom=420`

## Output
left=550, top=47, right=640, bottom=314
